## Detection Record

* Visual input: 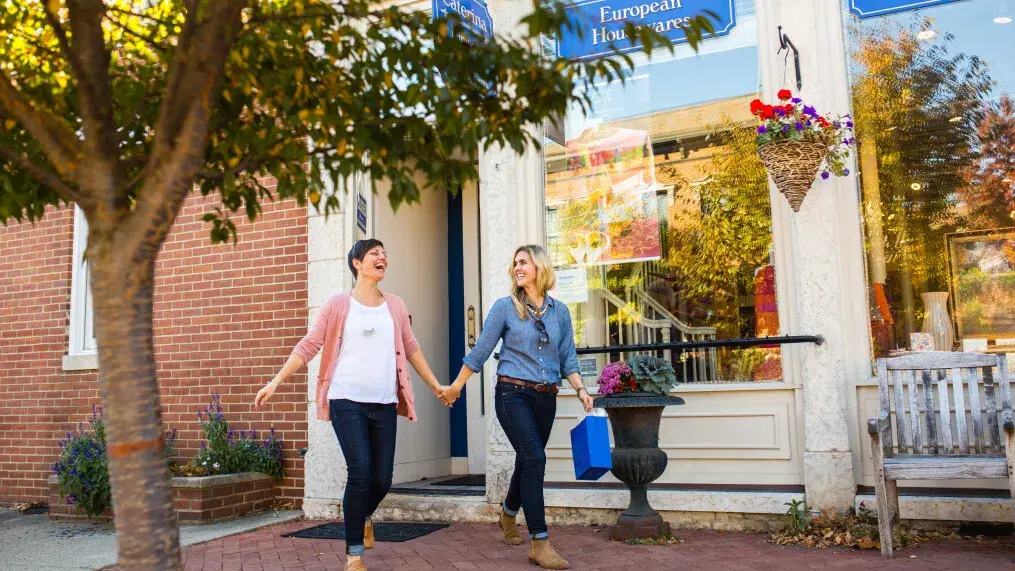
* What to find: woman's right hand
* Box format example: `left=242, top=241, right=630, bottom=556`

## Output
left=254, top=382, right=277, bottom=410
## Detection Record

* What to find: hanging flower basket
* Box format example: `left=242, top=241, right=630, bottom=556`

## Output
left=757, top=140, right=828, bottom=212
left=750, top=90, right=855, bottom=212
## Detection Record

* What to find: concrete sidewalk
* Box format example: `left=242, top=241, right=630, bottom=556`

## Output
left=0, top=508, right=302, bottom=571
left=179, top=520, right=1015, bottom=570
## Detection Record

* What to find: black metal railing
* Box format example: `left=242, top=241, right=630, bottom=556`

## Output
left=574, top=335, right=824, bottom=355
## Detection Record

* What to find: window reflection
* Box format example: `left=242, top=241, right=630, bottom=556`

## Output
left=847, top=0, right=1015, bottom=363
left=544, top=1, right=780, bottom=385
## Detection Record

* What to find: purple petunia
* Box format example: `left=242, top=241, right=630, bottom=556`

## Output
left=757, top=125, right=767, bottom=134
left=782, top=124, right=790, bottom=133
left=794, top=122, right=804, bottom=131
left=821, top=171, right=831, bottom=180
left=846, top=120, right=854, bottom=128
left=791, top=97, right=802, bottom=104
left=843, top=168, right=850, bottom=176
left=774, top=108, right=785, bottom=117
left=803, top=105, right=817, bottom=117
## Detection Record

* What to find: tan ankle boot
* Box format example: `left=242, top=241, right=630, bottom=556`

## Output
left=528, top=538, right=569, bottom=569
left=364, top=520, right=375, bottom=549
left=346, top=555, right=367, bottom=571
left=499, top=512, right=523, bottom=546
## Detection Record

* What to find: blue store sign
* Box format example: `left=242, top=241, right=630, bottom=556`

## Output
left=849, top=0, right=967, bottom=19
left=432, top=0, right=494, bottom=44
left=558, top=0, right=736, bottom=61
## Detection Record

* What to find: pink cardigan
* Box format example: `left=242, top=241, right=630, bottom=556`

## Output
left=292, top=293, right=420, bottom=422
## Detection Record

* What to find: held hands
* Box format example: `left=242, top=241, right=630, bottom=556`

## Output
left=438, top=383, right=462, bottom=407
left=432, top=383, right=454, bottom=408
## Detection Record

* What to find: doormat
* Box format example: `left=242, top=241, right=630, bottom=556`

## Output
left=281, top=522, right=449, bottom=542
left=432, top=475, right=485, bottom=487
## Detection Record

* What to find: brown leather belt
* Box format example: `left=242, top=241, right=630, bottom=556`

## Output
left=498, top=376, right=559, bottom=395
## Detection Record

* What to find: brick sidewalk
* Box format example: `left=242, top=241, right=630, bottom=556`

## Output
left=181, top=520, right=1015, bottom=571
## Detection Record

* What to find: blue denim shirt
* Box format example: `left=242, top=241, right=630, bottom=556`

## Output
left=462, top=295, right=581, bottom=385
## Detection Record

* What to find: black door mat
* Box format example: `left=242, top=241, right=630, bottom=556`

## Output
left=432, top=475, right=486, bottom=487
left=282, top=522, right=449, bottom=542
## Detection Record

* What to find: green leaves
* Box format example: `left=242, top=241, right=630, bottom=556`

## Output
left=1, top=0, right=720, bottom=244
left=629, top=354, right=677, bottom=395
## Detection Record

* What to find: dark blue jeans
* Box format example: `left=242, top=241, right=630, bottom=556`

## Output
left=495, top=382, right=557, bottom=539
left=329, top=399, right=397, bottom=555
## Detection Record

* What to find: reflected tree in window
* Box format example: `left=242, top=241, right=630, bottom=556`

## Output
left=850, top=17, right=994, bottom=350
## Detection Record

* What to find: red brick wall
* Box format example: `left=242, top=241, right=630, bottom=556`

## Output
left=0, top=191, right=308, bottom=504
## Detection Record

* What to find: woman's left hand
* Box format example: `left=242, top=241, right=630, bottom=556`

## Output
left=579, top=391, right=594, bottom=413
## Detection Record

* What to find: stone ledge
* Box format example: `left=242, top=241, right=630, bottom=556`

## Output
left=172, top=472, right=271, bottom=489
left=856, top=493, right=1014, bottom=523
left=61, top=353, right=98, bottom=371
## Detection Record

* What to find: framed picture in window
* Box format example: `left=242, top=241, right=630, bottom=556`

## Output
left=946, top=227, right=1015, bottom=339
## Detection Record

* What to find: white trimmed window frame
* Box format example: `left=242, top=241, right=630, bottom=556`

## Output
left=64, top=205, right=98, bottom=371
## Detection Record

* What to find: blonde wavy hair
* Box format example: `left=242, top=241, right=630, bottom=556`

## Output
left=509, top=245, right=556, bottom=320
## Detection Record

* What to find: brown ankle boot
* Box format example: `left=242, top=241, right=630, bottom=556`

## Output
left=364, top=519, right=375, bottom=549
left=500, top=512, right=523, bottom=546
left=528, top=538, right=569, bottom=569
left=345, top=555, right=367, bottom=571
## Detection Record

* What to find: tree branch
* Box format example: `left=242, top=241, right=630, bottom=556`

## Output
left=0, top=71, right=86, bottom=188
left=56, top=0, right=122, bottom=201
left=0, top=144, right=83, bottom=204
left=125, top=0, right=248, bottom=254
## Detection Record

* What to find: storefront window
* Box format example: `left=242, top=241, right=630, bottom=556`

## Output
left=846, top=0, right=1015, bottom=363
left=543, top=1, right=782, bottom=386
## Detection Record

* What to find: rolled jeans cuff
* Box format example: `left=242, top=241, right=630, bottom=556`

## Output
left=531, top=531, right=549, bottom=540
left=502, top=502, right=519, bottom=518
left=347, top=544, right=365, bottom=556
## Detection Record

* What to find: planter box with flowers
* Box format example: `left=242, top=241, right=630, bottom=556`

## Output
left=751, top=89, right=855, bottom=211
left=49, top=396, right=284, bottom=524
left=593, top=355, right=685, bottom=540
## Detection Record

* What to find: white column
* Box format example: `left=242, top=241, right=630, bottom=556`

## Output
left=756, top=0, right=870, bottom=511
left=478, top=0, right=548, bottom=507
left=302, top=180, right=353, bottom=519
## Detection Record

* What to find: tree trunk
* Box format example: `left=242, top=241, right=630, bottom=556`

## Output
left=90, top=239, right=180, bottom=570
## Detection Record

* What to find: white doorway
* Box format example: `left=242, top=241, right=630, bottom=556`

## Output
left=461, top=179, right=487, bottom=475
left=374, top=179, right=451, bottom=484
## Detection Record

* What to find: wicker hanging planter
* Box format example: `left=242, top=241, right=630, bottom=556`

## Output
left=757, top=140, right=828, bottom=212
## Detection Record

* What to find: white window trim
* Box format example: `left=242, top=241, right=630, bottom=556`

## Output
left=64, top=206, right=98, bottom=371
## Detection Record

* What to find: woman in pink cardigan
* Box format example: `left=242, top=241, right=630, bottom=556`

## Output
left=254, top=239, right=444, bottom=571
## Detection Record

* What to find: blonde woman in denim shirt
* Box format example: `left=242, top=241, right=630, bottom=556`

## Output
left=440, top=244, right=594, bottom=570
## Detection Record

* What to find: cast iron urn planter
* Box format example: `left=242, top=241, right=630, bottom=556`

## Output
left=593, top=391, right=685, bottom=540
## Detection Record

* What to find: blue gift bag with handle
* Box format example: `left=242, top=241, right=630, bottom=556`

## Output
left=570, top=409, right=612, bottom=481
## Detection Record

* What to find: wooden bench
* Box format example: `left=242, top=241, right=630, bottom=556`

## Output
left=868, top=352, right=1015, bottom=557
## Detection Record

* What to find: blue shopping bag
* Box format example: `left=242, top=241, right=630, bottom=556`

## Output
left=570, top=410, right=612, bottom=481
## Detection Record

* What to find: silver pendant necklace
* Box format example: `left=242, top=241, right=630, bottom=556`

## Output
left=362, top=303, right=378, bottom=337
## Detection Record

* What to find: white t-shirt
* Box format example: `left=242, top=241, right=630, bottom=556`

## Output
left=327, top=299, right=398, bottom=404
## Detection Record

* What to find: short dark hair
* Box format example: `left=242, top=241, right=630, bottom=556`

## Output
left=348, top=239, right=384, bottom=279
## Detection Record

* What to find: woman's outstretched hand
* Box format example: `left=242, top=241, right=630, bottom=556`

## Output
left=439, top=384, right=462, bottom=406
left=254, top=382, right=277, bottom=410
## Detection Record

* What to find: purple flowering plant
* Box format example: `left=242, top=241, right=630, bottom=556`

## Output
left=597, top=361, right=634, bottom=395
left=750, top=90, right=855, bottom=180
left=53, top=405, right=110, bottom=516
left=193, top=394, right=285, bottom=479
left=597, top=355, right=677, bottom=396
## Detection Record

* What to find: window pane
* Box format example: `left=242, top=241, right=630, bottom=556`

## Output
left=846, top=0, right=1015, bottom=362
left=544, top=1, right=781, bottom=386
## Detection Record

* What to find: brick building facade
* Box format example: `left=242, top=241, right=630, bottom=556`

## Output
left=0, top=191, right=310, bottom=505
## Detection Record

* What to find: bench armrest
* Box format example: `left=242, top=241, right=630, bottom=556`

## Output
left=867, top=411, right=890, bottom=436
left=1003, top=409, right=1014, bottom=433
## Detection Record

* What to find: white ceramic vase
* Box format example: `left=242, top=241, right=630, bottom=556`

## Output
left=921, top=291, right=954, bottom=352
